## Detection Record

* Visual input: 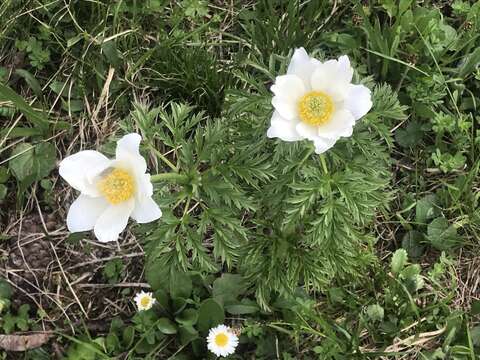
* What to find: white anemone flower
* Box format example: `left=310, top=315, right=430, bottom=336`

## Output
left=59, top=133, right=162, bottom=242
left=267, top=48, right=372, bottom=154
left=207, top=324, right=239, bottom=357
left=134, top=291, right=156, bottom=311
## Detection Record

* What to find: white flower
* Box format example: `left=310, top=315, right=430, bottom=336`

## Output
left=267, top=48, right=372, bottom=154
left=134, top=291, right=156, bottom=311
left=207, top=324, right=239, bottom=357
left=59, top=133, right=162, bottom=242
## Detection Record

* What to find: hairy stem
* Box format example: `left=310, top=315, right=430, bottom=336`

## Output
left=319, top=154, right=329, bottom=174
left=150, top=172, right=188, bottom=183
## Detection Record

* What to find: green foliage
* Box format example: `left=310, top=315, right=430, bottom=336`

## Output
left=8, top=142, right=56, bottom=198
left=135, top=79, right=400, bottom=309
left=102, top=259, right=125, bottom=284
left=1, top=304, right=31, bottom=334
left=1, top=0, right=480, bottom=358
left=391, top=248, right=408, bottom=274
left=15, top=37, right=51, bottom=70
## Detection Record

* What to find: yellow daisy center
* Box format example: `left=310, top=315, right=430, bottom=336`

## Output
left=214, top=333, right=229, bottom=347
left=140, top=296, right=151, bottom=308
left=297, top=91, right=334, bottom=126
left=97, top=168, right=135, bottom=205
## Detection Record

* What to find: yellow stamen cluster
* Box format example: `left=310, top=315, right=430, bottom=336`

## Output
left=214, top=333, right=229, bottom=347
left=97, top=168, right=135, bottom=205
left=297, top=91, right=334, bottom=126
left=140, top=296, right=151, bottom=308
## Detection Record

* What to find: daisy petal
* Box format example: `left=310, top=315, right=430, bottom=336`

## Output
left=131, top=196, right=162, bottom=223
left=66, top=195, right=109, bottom=232
left=59, top=150, right=110, bottom=197
left=344, top=84, right=373, bottom=120
left=267, top=111, right=302, bottom=141
left=94, top=199, right=135, bottom=242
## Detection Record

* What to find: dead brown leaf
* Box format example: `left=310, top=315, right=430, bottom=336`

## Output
left=0, top=332, right=51, bottom=351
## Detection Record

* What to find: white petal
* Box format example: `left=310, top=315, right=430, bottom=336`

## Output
left=94, top=199, right=135, bottom=242
left=313, top=137, right=337, bottom=154
left=137, top=174, right=153, bottom=197
left=59, top=150, right=110, bottom=197
left=317, top=109, right=355, bottom=139
left=344, top=84, right=372, bottom=120
left=286, top=48, right=320, bottom=88
left=116, top=133, right=141, bottom=158
left=310, top=61, right=349, bottom=101
left=131, top=196, right=162, bottom=223
left=66, top=195, right=109, bottom=232
left=295, top=122, right=319, bottom=141
left=115, top=133, right=147, bottom=174
left=271, top=75, right=305, bottom=120
left=337, top=55, right=354, bottom=83
left=266, top=111, right=303, bottom=141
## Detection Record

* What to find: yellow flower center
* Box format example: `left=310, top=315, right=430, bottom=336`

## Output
left=140, top=296, right=151, bottom=308
left=297, top=91, right=334, bottom=126
left=97, top=168, right=135, bottom=205
left=214, top=333, right=229, bottom=347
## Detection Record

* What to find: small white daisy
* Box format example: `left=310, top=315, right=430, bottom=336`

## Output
left=134, top=291, right=156, bottom=311
left=207, top=324, right=239, bottom=357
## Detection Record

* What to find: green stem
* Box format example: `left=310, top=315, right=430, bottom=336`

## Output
left=149, top=145, right=178, bottom=172
left=150, top=172, right=188, bottom=183
left=299, top=146, right=315, bottom=167
left=319, top=154, right=329, bottom=174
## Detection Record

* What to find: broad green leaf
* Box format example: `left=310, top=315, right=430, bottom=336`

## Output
left=157, top=318, right=178, bottom=334
left=399, top=0, right=413, bottom=14
left=175, top=308, right=198, bottom=326
left=15, top=69, right=43, bottom=100
left=212, top=273, right=247, bottom=305
left=9, top=142, right=56, bottom=184
left=179, top=324, right=198, bottom=345
left=0, top=83, right=48, bottom=130
left=401, top=230, right=425, bottom=260
left=395, top=121, right=424, bottom=148
left=427, top=217, right=460, bottom=251
left=101, top=41, right=122, bottom=68
left=105, top=333, right=120, bottom=353
left=170, top=271, right=192, bottom=299
left=391, top=249, right=408, bottom=275
left=458, top=48, right=480, bottom=78
left=197, top=298, right=224, bottom=333
left=471, top=326, right=480, bottom=347
left=225, top=299, right=259, bottom=315
left=172, top=297, right=187, bottom=314
left=415, top=195, right=440, bottom=224
left=122, top=326, right=135, bottom=348
left=153, top=288, right=169, bottom=311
